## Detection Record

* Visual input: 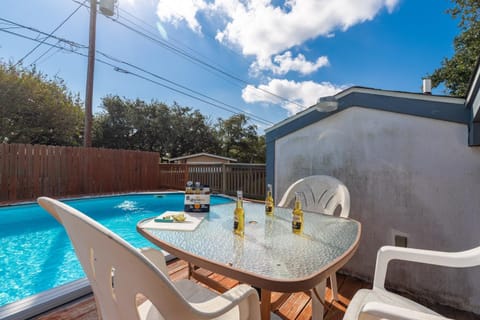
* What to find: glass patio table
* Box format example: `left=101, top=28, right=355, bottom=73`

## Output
left=137, top=201, right=361, bottom=320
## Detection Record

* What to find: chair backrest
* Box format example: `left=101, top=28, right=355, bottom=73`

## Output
left=37, top=197, right=206, bottom=320
left=278, top=175, right=350, bottom=217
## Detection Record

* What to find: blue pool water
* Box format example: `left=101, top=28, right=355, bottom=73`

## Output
left=0, top=193, right=232, bottom=307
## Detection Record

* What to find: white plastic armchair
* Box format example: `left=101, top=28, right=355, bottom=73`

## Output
left=278, top=175, right=350, bottom=301
left=344, top=245, right=480, bottom=320
left=278, top=175, right=350, bottom=217
left=37, top=197, right=261, bottom=320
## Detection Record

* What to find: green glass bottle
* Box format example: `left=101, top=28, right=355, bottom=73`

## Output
left=233, top=190, right=245, bottom=236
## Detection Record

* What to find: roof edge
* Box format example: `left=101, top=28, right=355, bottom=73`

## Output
left=168, top=152, right=237, bottom=162
left=266, top=86, right=466, bottom=134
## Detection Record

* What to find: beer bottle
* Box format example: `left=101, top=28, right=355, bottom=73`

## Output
left=265, top=184, right=274, bottom=216
left=292, top=192, right=304, bottom=234
left=233, top=191, right=245, bottom=236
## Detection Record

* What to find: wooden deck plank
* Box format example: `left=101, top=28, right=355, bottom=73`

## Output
left=276, top=292, right=310, bottom=320
left=33, top=260, right=479, bottom=320
left=35, top=295, right=98, bottom=320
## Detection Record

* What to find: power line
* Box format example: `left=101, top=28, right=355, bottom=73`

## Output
left=96, top=51, right=272, bottom=125
left=109, top=17, right=306, bottom=109
left=0, top=20, right=274, bottom=126
left=71, top=0, right=305, bottom=109
left=13, top=0, right=86, bottom=67
left=117, top=7, right=243, bottom=87
left=30, top=41, right=61, bottom=66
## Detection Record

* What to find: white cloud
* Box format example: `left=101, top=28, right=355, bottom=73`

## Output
left=155, top=0, right=399, bottom=74
left=385, top=0, right=398, bottom=13
left=156, top=0, right=207, bottom=33
left=214, top=0, right=399, bottom=60
left=251, top=51, right=329, bottom=76
left=242, top=79, right=346, bottom=115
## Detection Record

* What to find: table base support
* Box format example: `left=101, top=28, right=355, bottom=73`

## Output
left=260, top=289, right=272, bottom=320
left=311, top=280, right=327, bottom=320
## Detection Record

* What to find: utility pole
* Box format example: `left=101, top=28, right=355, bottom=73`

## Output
left=84, top=0, right=97, bottom=147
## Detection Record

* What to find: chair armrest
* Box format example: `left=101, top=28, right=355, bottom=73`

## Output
left=373, top=245, right=480, bottom=289
left=139, top=247, right=169, bottom=275
left=359, top=301, right=451, bottom=320
left=192, top=284, right=261, bottom=319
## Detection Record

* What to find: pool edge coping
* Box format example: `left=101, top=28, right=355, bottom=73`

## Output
left=0, top=191, right=185, bottom=208
left=0, top=253, right=176, bottom=320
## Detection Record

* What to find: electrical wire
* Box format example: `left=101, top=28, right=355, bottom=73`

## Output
left=71, top=0, right=306, bottom=109
left=13, top=0, right=87, bottom=67
left=110, top=17, right=305, bottom=109
left=30, top=41, right=61, bottom=66
left=0, top=21, right=274, bottom=126
left=117, top=6, right=242, bottom=86
left=96, top=51, right=272, bottom=125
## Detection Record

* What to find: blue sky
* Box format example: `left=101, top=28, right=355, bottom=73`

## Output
left=0, top=0, right=459, bottom=132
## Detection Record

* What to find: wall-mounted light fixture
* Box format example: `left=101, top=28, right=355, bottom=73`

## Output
left=314, top=96, right=338, bottom=112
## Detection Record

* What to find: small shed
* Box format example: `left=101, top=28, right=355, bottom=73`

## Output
left=168, top=153, right=237, bottom=164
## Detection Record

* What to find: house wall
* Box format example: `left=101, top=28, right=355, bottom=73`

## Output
left=273, top=107, right=480, bottom=313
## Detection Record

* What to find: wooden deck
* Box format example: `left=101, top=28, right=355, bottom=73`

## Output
left=34, top=259, right=479, bottom=320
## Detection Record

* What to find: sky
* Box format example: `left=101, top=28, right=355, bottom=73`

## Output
left=0, top=0, right=460, bottom=132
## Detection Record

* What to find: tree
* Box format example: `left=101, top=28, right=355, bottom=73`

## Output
left=167, top=103, right=220, bottom=157
left=216, top=114, right=265, bottom=163
left=93, top=97, right=220, bottom=157
left=430, top=0, right=480, bottom=96
left=0, top=62, right=84, bottom=145
left=93, top=95, right=136, bottom=150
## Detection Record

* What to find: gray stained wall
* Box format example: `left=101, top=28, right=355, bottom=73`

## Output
left=266, top=88, right=480, bottom=314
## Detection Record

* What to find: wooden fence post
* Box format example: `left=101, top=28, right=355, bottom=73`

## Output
left=183, top=163, right=189, bottom=186
left=222, top=163, right=227, bottom=195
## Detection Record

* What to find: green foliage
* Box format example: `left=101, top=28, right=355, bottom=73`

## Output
left=94, top=97, right=266, bottom=163
left=0, top=62, right=84, bottom=145
left=93, top=96, right=221, bottom=157
left=430, top=0, right=480, bottom=96
left=216, top=114, right=266, bottom=163
left=0, top=61, right=266, bottom=162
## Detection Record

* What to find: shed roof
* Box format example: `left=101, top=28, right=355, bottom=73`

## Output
left=168, top=153, right=237, bottom=162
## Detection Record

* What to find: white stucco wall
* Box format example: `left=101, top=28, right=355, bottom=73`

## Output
left=274, top=107, right=480, bottom=313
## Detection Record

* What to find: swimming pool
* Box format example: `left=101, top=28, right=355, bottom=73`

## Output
left=0, top=193, right=232, bottom=307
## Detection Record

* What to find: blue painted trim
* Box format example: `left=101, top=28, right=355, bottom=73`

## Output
left=340, top=92, right=468, bottom=123
left=266, top=91, right=469, bottom=143
left=468, top=83, right=480, bottom=122
left=469, top=121, right=480, bottom=146
left=465, top=55, right=480, bottom=121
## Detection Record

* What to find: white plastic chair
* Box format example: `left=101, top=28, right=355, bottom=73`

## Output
left=278, top=175, right=350, bottom=217
left=278, top=175, right=350, bottom=301
left=37, top=197, right=261, bottom=320
left=344, top=245, right=480, bottom=319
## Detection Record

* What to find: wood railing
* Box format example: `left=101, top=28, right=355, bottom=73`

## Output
left=159, top=163, right=266, bottom=199
left=0, top=144, right=160, bottom=203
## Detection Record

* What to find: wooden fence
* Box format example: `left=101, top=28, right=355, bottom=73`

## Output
left=0, top=144, right=160, bottom=203
left=0, top=144, right=266, bottom=203
left=159, top=163, right=266, bottom=199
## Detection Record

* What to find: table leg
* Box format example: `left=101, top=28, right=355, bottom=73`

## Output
left=311, top=280, right=326, bottom=320
left=260, top=288, right=272, bottom=320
